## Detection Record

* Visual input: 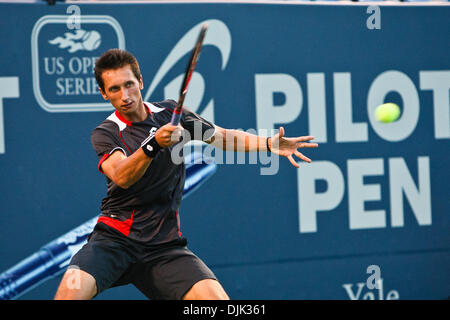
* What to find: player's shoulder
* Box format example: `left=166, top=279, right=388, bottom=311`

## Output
left=91, top=112, right=123, bottom=137
left=150, top=99, right=177, bottom=111
left=148, top=99, right=197, bottom=117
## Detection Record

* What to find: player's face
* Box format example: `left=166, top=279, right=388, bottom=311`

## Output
left=99, top=65, right=143, bottom=116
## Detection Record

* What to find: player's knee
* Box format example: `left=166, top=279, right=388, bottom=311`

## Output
left=183, top=279, right=229, bottom=300
left=54, top=268, right=97, bottom=300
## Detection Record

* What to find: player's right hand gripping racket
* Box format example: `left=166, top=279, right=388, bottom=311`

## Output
left=170, top=23, right=208, bottom=125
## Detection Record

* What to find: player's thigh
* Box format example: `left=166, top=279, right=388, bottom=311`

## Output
left=54, top=267, right=97, bottom=300
left=56, top=229, right=136, bottom=299
left=183, top=278, right=229, bottom=300
left=133, top=246, right=224, bottom=300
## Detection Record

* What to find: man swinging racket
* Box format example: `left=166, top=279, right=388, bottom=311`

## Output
left=54, top=48, right=318, bottom=300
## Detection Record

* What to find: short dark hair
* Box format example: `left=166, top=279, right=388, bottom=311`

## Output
left=94, top=49, right=142, bottom=92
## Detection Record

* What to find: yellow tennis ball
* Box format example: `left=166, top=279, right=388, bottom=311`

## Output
left=375, top=103, right=401, bottom=123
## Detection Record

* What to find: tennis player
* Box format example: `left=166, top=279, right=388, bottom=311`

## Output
left=54, top=49, right=318, bottom=300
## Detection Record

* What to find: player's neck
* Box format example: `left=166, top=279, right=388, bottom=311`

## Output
left=120, top=100, right=148, bottom=123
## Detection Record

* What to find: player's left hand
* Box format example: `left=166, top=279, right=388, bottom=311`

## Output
left=269, top=126, right=318, bottom=168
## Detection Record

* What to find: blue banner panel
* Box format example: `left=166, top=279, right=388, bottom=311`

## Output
left=0, top=2, right=449, bottom=299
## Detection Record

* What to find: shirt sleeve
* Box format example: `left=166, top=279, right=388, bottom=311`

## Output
left=91, top=126, right=126, bottom=174
left=181, top=106, right=216, bottom=142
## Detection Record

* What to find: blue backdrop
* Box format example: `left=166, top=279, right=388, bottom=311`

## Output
left=0, top=1, right=449, bottom=299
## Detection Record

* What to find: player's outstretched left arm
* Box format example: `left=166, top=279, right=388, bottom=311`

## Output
left=206, top=125, right=318, bottom=167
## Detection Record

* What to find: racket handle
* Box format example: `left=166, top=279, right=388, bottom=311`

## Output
left=170, top=109, right=182, bottom=126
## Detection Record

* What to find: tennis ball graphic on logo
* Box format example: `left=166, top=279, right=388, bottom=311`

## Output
left=81, top=30, right=101, bottom=51
left=375, top=103, right=401, bottom=123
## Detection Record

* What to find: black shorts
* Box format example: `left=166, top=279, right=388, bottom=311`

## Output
left=68, top=224, right=217, bottom=300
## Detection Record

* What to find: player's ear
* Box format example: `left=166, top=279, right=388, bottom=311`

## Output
left=99, top=87, right=109, bottom=101
left=139, top=76, right=143, bottom=90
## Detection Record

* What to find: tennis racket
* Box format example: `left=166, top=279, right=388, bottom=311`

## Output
left=170, top=23, right=208, bottom=125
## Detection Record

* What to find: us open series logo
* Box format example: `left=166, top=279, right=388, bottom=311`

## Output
left=31, top=14, right=125, bottom=112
